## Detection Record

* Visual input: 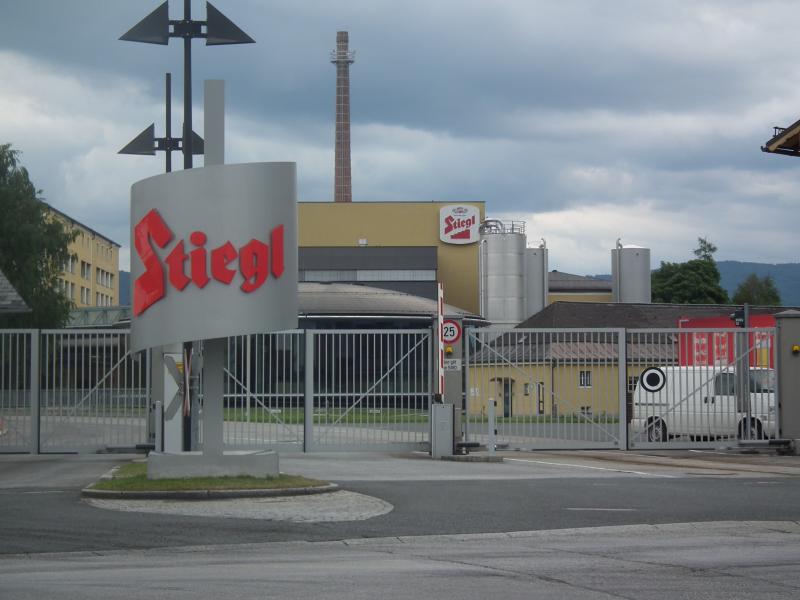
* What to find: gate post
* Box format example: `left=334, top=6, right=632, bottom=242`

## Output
left=442, top=317, right=464, bottom=447
left=30, top=330, right=40, bottom=455
left=617, top=328, right=628, bottom=450
left=464, top=328, right=471, bottom=443
left=304, top=330, right=314, bottom=452
left=775, top=310, right=800, bottom=451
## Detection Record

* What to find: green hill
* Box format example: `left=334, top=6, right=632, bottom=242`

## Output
left=717, top=261, right=800, bottom=306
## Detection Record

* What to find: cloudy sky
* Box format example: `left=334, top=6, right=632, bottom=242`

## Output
left=1, top=0, right=799, bottom=274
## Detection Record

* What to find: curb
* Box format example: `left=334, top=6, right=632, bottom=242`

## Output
left=440, top=455, right=504, bottom=463
left=81, top=482, right=339, bottom=500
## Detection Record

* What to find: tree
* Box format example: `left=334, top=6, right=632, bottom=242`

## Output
left=692, top=237, right=717, bottom=261
left=0, top=144, right=76, bottom=328
left=651, top=237, right=730, bottom=304
left=732, top=274, right=781, bottom=306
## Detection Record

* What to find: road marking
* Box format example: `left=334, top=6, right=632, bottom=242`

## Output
left=506, top=458, right=676, bottom=478
left=0, top=489, right=70, bottom=495
left=565, top=508, right=637, bottom=512
left=688, top=450, right=733, bottom=456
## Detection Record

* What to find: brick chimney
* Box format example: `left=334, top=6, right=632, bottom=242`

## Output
left=331, top=31, right=355, bottom=203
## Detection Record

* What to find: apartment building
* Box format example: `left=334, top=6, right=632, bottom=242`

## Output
left=48, top=206, right=120, bottom=308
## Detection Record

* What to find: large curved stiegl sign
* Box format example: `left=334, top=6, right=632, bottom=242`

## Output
left=130, top=162, right=298, bottom=352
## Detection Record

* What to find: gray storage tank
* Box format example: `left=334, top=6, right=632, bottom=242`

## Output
left=611, top=240, right=651, bottom=303
left=480, top=220, right=526, bottom=327
left=524, top=240, right=548, bottom=318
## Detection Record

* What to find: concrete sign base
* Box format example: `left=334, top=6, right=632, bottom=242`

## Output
left=147, top=450, right=279, bottom=479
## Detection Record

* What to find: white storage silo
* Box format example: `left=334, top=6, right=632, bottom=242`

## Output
left=611, top=241, right=651, bottom=303
left=479, top=220, right=526, bottom=327
left=524, top=241, right=548, bottom=318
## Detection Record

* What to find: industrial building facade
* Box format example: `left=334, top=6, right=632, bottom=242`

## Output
left=299, top=201, right=484, bottom=315
left=48, top=205, right=121, bottom=309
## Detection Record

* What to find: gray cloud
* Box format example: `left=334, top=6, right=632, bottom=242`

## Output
left=1, top=0, right=798, bottom=274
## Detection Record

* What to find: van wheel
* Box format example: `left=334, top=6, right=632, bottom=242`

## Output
left=738, top=419, right=765, bottom=440
left=647, top=419, right=667, bottom=443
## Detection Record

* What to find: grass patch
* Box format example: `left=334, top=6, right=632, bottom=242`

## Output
left=91, top=462, right=328, bottom=492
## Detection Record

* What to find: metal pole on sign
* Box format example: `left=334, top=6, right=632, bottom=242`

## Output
left=182, top=0, right=192, bottom=169
left=165, top=73, right=172, bottom=173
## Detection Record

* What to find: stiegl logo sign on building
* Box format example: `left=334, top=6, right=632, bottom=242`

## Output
left=439, top=205, right=479, bottom=245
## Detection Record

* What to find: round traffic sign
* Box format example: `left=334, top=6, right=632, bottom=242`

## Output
left=442, top=319, right=462, bottom=344
left=640, top=367, right=666, bottom=393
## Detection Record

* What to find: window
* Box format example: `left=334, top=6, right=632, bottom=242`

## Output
left=356, top=269, right=436, bottom=282
left=714, top=373, right=736, bottom=396
left=300, top=269, right=437, bottom=283
left=80, top=261, right=91, bottom=280
left=300, top=270, right=356, bottom=282
left=81, top=287, right=90, bottom=304
left=750, top=370, right=775, bottom=394
left=94, top=268, right=112, bottom=288
left=579, top=370, right=592, bottom=388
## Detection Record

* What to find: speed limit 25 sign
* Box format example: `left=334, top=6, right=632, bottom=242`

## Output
left=441, top=319, right=462, bottom=344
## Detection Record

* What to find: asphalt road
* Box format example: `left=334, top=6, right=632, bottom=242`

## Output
left=1, top=451, right=799, bottom=555
left=1, top=451, right=799, bottom=599
left=2, top=522, right=799, bottom=600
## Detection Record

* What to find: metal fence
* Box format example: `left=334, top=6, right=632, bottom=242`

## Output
left=0, top=329, right=150, bottom=453
left=2, top=328, right=433, bottom=454
left=3, top=325, right=775, bottom=454
left=465, top=326, right=778, bottom=451
left=308, top=329, right=431, bottom=451
left=221, top=329, right=433, bottom=451
left=626, top=328, right=776, bottom=449
left=465, top=328, right=626, bottom=450
left=223, top=331, right=305, bottom=451
left=0, top=330, right=35, bottom=452
left=38, top=330, right=150, bottom=452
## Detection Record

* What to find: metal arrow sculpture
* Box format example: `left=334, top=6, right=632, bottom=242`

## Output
left=119, top=1, right=253, bottom=170
left=119, top=1, right=254, bottom=452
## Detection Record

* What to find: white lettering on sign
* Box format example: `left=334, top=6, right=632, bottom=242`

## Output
left=439, top=205, right=479, bottom=245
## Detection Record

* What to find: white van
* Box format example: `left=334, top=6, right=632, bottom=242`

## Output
left=631, top=366, right=776, bottom=442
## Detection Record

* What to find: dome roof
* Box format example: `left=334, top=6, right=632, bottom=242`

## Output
left=299, top=282, right=478, bottom=320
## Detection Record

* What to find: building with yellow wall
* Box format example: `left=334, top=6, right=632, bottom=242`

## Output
left=47, top=206, right=120, bottom=309
left=546, top=271, right=612, bottom=305
left=299, top=201, right=484, bottom=315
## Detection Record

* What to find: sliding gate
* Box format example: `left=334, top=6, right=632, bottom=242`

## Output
left=0, top=329, right=150, bottom=453
left=223, top=329, right=433, bottom=452
left=465, top=326, right=778, bottom=451
left=465, top=328, right=626, bottom=450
